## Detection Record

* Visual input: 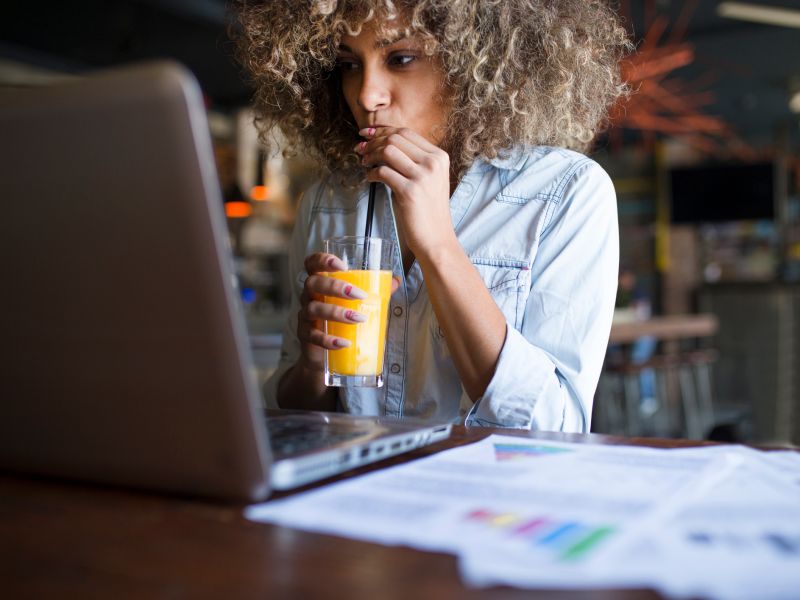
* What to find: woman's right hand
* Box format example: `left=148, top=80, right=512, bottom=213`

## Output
left=297, top=252, right=369, bottom=372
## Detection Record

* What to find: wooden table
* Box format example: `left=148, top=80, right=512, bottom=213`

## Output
left=609, top=314, right=718, bottom=345
left=0, top=427, right=728, bottom=599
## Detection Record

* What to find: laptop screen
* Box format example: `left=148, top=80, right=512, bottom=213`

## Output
left=0, top=62, right=272, bottom=501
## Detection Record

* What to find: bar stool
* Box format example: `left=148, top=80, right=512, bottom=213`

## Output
left=594, top=349, right=718, bottom=439
left=595, top=356, right=666, bottom=436
left=676, top=349, right=718, bottom=440
left=594, top=361, right=638, bottom=435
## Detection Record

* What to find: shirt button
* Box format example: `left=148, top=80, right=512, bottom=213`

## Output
left=390, top=363, right=401, bottom=374
left=392, top=306, right=403, bottom=317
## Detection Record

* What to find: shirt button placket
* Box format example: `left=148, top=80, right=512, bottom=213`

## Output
left=384, top=288, right=406, bottom=417
left=385, top=308, right=405, bottom=416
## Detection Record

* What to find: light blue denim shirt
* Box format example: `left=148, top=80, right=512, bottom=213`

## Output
left=264, top=146, right=619, bottom=433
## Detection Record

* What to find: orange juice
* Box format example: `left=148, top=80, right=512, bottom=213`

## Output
left=324, top=270, right=393, bottom=377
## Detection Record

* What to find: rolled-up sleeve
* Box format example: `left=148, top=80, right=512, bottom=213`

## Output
left=466, top=161, right=619, bottom=432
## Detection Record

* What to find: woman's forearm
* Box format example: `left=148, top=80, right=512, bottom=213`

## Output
left=276, top=358, right=338, bottom=411
left=417, top=235, right=508, bottom=401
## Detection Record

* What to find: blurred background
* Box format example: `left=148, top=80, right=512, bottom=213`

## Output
left=3, top=0, right=800, bottom=444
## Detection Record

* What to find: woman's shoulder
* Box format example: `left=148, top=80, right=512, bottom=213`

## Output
left=486, top=145, right=611, bottom=201
left=518, top=146, right=606, bottom=177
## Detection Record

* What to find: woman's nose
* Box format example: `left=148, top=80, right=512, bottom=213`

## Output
left=357, top=67, right=390, bottom=113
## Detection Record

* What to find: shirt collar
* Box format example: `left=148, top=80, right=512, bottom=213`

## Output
left=485, top=147, right=527, bottom=171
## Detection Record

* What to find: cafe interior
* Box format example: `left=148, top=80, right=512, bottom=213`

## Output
left=2, top=1, right=800, bottom=598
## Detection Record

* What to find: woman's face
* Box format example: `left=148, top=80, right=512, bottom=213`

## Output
left=337, top=22, right=449, bottom=146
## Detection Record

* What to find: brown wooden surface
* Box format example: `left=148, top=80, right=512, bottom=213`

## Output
left=0, top=427, right=734, bottom=599
left=609, top=314, right=719, bottom=344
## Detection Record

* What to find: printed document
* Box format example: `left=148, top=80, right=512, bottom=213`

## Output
left=246, top=435, right=800, bottom=599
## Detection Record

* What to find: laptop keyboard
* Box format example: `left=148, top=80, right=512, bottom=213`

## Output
left=266, top=418, right=373, bottom=457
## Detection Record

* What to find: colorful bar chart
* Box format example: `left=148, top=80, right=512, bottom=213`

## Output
left=492, top=442, right=573, bottom=462
left=464, top=508, right=615, bottom=561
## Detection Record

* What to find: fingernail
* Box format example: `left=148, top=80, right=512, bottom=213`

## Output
left=327, top=256, right=346, bottom=270
left=332, top=338, right=351, bottom=348
left=344, top=284, right=367, bottom=299
left=359, top=127, right=376, bottom=137
left=345, top=310, right=366, bottom=323
left=356, top=141, right=366, bottom=153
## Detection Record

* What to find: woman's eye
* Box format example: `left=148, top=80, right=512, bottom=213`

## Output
left=388, top=54, right=417, bottom=68
left=336, top=58, right=360, bottom=72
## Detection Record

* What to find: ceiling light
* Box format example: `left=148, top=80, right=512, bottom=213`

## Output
left=717, top=2, right=800, bottom=29
left=790, top=90, right=800, bottom=114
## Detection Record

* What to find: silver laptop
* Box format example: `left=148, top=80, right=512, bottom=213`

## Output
left=0, top=61, right=451, bottom=501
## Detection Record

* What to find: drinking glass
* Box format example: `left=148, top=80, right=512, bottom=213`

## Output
left=323, top=236, right=394, bottom=387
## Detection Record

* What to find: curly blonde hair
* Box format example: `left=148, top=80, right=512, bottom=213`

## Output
left=233, top=0, right=631, bottom=182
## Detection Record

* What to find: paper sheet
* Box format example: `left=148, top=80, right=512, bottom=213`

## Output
left=458, top=444, right=800, bottom=599
left=245, top=436, right=800, bottom=599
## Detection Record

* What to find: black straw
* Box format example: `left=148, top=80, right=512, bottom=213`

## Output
left=362, top=182, right=377, bottom=268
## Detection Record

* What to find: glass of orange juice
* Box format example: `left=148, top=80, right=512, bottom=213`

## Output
left=323, top=236, right=394, bottom=387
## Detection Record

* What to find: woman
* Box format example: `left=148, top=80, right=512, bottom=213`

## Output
left=234, top=0, right=631, bottom=432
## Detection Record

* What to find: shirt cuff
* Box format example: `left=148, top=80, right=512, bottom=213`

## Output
left=465, top=323, right=565, bottom=430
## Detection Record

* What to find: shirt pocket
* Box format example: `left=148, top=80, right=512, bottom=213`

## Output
left=470, top=258, right=532, bottom=330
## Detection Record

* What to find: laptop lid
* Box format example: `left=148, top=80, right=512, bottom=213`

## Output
left=0, top=61, right=273, bottom=501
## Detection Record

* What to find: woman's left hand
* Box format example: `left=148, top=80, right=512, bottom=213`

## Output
left=356, top=126, right=455, bottom=258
